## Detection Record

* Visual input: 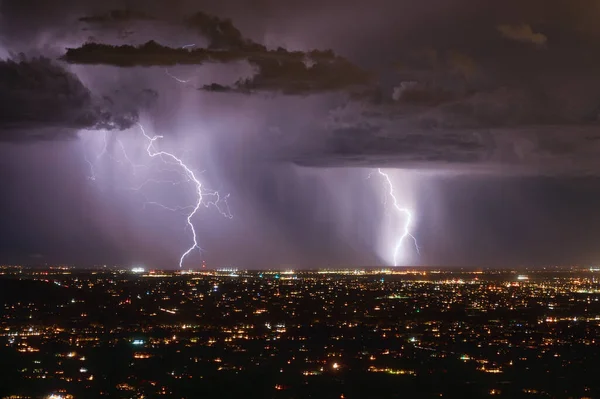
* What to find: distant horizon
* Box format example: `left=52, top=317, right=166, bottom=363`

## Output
left=2, top=263, right=597, bottom=272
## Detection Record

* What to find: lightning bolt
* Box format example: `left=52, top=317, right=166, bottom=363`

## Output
left=97, top=131, right=109, bottom=160
left=83, top=47, right=225, bottom=267
left=116, top=138, right=144, bottom=175
left=138, top=122, right=204, bottom=267
left=164, top=44, right=197, bottom=84
left=165, top=68, right=191, bottom=84
left=136, top=123, right=232, bottom=267
left=83, top=152, right=96, bottom=181
left=81, top=124, right=232, bottom=268
left=376, top=168, right=419, bottom=266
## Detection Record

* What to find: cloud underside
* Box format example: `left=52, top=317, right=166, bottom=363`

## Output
left=0, top=57, right=158, bottom=141
left=67, top=10, right=371, bottom=95
left=304, top=28, right=600, bottom=174
left=78, top=9, right=155, bottom=24
left=62, top=41, right=371, bottom=95
left=293, top=125, right=600, bottom=175
left=296, top=81, right=600, bottom=174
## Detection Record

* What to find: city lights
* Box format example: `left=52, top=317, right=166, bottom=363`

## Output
left=1, top=265, right=599, bottom=398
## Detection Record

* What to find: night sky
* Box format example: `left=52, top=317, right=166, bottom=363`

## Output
left=1, top=0, right=600, bottom=268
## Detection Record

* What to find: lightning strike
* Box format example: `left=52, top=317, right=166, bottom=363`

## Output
left=97, top=131, right=109, bottom=160
left=164, top=44, right=197, bottom=84
left=81, top=41, right=228, bottom=267
left=376, top=168, right=419, bottom=266
left=116, top=138, right=144, bottom=174
left=137, top=123, right=232, bottom=268
left=165, top=68, right=191, bottom=84
left=81, top=123, right=232, bottom=268
left=83, top=152, right=96, bottom=181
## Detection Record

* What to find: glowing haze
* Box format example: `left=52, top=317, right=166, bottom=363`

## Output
left=2, top=0, right=600, bottom=268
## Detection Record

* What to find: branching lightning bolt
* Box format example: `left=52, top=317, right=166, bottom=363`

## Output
left=136, top=123, right=232, bottom=268
left=376, top=168, right=419, bottom=266
left=82, top=123, right=232, bottom=268
left=82, top=50, right=230, bottom=268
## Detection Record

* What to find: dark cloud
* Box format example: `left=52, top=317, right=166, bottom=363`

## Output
left=293, top=95, right=600, bottom=175
left=0, top=56, right=155, bottom=140
left=63, top=41, right=371, bottom=94
left=78, top=7, right=248, bottom=45
left=199, top=51, right=372, bottom=95
left=187, top=10, right=373, bottom=94
left=186, top=11, right=247, bottom=50
left=281, top=3, right=600, bottom=174
left=78, top=9, right=259, bottom=50
left=40, top=3, right=600, bottom=172
left=226, top=49, right=371, bottom=95
left=64, top=9, right=372, bottom=95
left=77, top=8, right=160, bottom=40
left=8, top=3, right=600, bottom=144
left=79, top=9, right=155, bottom=24
left=201, top=83, right=250, bottom=94
left=62, top=40, right=246, bottom=66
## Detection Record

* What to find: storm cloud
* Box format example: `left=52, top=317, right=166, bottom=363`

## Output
left=62, top=2, right=600, bottom=174
left=288, top=1, right=600, bottom=175
left=0, top=56, right=157, bottom=140
left=79, top=9, right=155, bottom=24
left=62, top=41, right=371, bottom=95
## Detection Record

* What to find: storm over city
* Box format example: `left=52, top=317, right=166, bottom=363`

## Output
left=2, top=0, right=600, bottom=269
left=4, top=2, right=600, bottom=399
